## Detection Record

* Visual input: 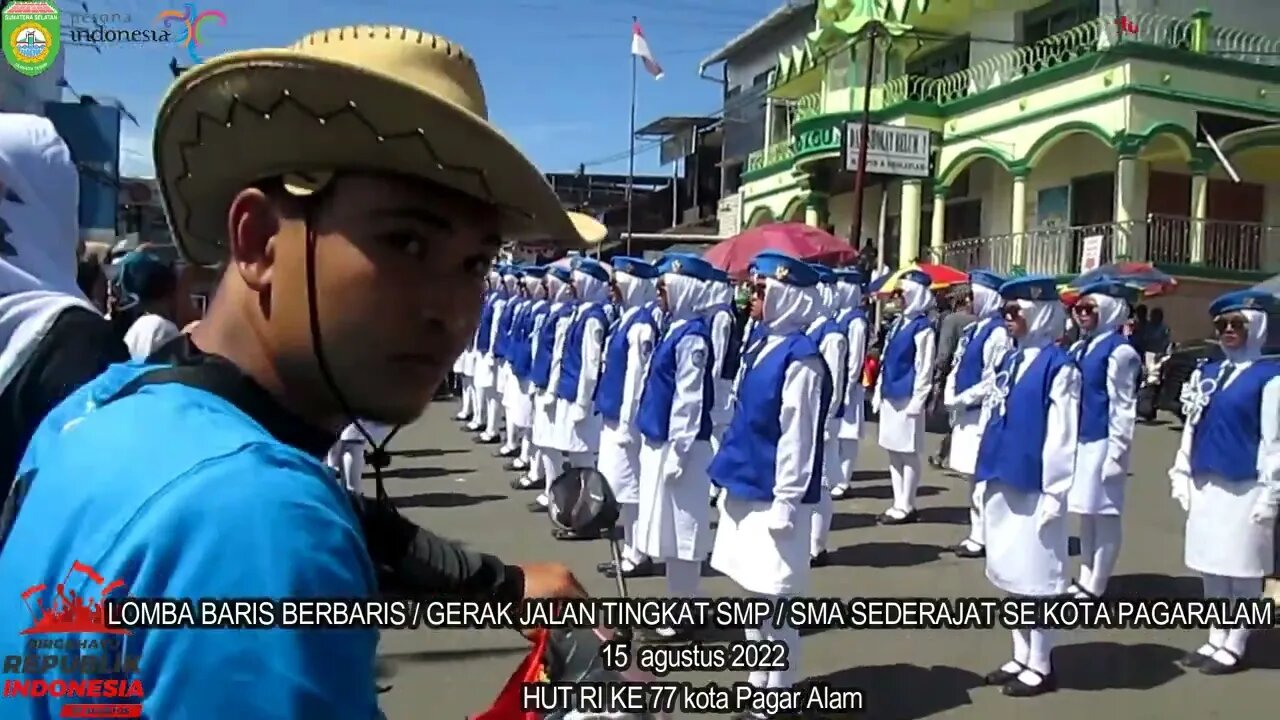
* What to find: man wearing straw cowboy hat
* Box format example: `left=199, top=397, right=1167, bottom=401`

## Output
left=0, top=26, right=587, bottom=717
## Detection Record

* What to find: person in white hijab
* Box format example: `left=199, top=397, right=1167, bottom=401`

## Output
left=973, top=275, right=1080, bottom=697
left=801, top=264, right=846, bottom=566
left=703, top=270, right=738, bottom=459
left=1170, top=289, right=1279, bottom=675
left=1064, top=281, right=1141, bottom=598
left=526, top=265, right=578, bottom=509
left=942, top=270, right=1009, bottom=558
left=501, top=267, right=547, bottom=476
left=489, top=266, right=523, bottom=449
left=0, top=114, right=129, bottom=490
left=452, top=274, right=482, bottom=423
left=872, top=270, right=936, bottom=524
left=468, top=269, right=506, bottom=442
left=327, top=421, right=395, bottom=495
left=708, top=252, right=829, bottom=709
left=595, top=257, right=662, bottom=579
left=634, top=255, right=717, bottom=640
left=830, top=269, right=868, bottom=501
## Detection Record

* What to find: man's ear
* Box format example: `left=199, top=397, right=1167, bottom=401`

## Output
left=226, top=188, right=282, bottom=292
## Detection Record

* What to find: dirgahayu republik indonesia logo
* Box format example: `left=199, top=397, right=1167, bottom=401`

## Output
left=20, top=561, right=130, bottom=636
left=3, top=1, right=227, bottom=76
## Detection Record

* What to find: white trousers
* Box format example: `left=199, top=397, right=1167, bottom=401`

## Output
left=1076, top=514, right=1123, bottom=596
left=1200, top=574, right=1261, bottom=662
left=967, top=480, right=986, bottom=547
left=745, top=592, right=800, bottom=690
left=887, top=450, right=922, bottom=514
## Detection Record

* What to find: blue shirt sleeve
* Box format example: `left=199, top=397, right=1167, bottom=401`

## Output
left=126, top=444, right=380, bottom=719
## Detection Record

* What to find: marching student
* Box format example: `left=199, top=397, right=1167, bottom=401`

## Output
left=974, top=275, right=1080, bottom=697
left=595, top=257, right=662, bottom=578
left=942, top=270, right=1009, bottom=558
left=1066, top=281, right=1141, bottom=597
left=452, top=274, right=483, bottom=424
left=549, top=258, right=611, bottom=471
left=508, top=267, right=551, bottom=484
left=1170, top=289, right=1279, bottom=675
left=830, top=268, right=868, bottom=501
left=489, top=266, right=523, bottom=450
left=709, top=253, right=829, bottom=711
left=326, top=421, right=395, bottom=495
left=803, top=265, right=847, bottom=566
left=469, top=269, right=507, bottom=443
left=704, top=269, right=738, bottom=455
left=873, top=269, right=937, bottom=524
left=527, top=264, right=578, bottom=507
left=634, top=254, right=718, bottom=639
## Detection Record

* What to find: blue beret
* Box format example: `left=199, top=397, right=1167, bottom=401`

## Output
left=611, top=256, right=660, bottom=279
left=500, top=264, right=519, bottom=276
left=750, top=252, right=819, bottom=288
left=1209, top=289, right=1277, bottom=317
left=708, top=268, right=731, bottom=284
left=547, top=264, right=573, bottom=283
left=834, top=268, right=865, bottom=285
left=1076, top=280, right=1139, bottom=303
left=999, top=274, right=1060, bottom=302
left=571, top=257, right=611, bottom=283
left=522, top=265, right=547, bottom=277
left=808, top=264, right=838, bottom=284
left=656, top=254, right=717, bottom=282
left=969, top=270, right=1005, bottom=291
left=901, top=268, right=932, bottom=288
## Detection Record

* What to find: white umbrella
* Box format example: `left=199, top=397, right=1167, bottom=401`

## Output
left=1251, top=273, right=1280, bottom=297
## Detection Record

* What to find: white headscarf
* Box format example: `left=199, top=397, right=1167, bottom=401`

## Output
left=972, top=284, right=1002, bottom=318
left=836, top=277, right=862, bottom=311
left=485, top=269, right=501, bottom=291
left=571, top=267, right=611, bottom=305
left=1224, top=308, right=1269, bottom=364
left=615, top=271, right=657, bottom=309
left=546, top=274, right=572, bottom=303
left=1014, top=299, right=1066, bottom=350
left=900, top=277, right=935, bottom=318
left=501, top=271, right=519, bottom=296
left=1085, top=293, right=1129, bottom=334
left=0, top=114, right=93, bottom=398
left=662, top=273, right=705, bottom=322
left=522, top=274, right=544, bottom=298
left=760, top=278, right=817, bottom=336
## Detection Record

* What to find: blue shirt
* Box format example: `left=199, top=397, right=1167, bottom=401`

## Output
left=0, top=363, right=381, bottom=719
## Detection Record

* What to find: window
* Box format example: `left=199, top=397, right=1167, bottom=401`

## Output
left=768, top=100, right=794, bottom=145
left=1020, top=0, right=1099, bottom=45
left=906, top=35, right=971, bottom=79
left=752, top=68, right=772, bottom=87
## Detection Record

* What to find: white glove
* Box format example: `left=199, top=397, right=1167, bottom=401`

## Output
left=766, top=501, right=796, bottom=533
left=1169, top=473, right=1191, bottom=512
left=905, top=401, right=924, bottom=416
left=1103, top=459, right=1125, bottom=482
left=1248, top=495, right=1278, bottom=525
left=871, top=391, right=882, bottom=411
left=568, top=404, right=588, bottom=422
left=616, top=424, right=637, bottom=447
left=1035, top=495, right=1063, bottom=530
left=537, top=392, right=555, bottom=408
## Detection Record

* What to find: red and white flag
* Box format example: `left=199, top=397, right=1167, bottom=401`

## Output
left=631, top=20, right=663, bottom=79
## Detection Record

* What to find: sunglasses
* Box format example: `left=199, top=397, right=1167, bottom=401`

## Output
left=1001, top=304, right=1022, bottom=320
left=1213, top=317, right=1247, bottom=333
left=1072, top=303, right=1097, bottom=315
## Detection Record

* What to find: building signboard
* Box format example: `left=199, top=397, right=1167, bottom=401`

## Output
left=717, top=192, right=742, bottom=237
left=841, top=123, right=931, bottom=177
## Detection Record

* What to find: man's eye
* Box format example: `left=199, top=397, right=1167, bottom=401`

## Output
left=463, top=256, right=492, bottom=278
left=383, top=232, right=427, bottom=260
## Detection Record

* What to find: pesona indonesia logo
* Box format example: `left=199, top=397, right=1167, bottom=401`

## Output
left=4, top=561, right=143, bottom=718
left=155, top=3, right=227, bottom=64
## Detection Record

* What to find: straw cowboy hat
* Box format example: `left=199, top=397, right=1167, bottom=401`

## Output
left=153, top=25, right=584, bottom=267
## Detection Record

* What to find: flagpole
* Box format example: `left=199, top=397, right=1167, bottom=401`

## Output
left=626, top=16, right=639, bottom=257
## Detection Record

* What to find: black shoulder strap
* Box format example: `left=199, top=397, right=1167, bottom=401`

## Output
left=106, top=364, right=257, bottom=408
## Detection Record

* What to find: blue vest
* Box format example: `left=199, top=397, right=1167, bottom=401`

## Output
left=953, top=318, right=1001, bottom=403
left=555, top=304, right=610, bottom=402
left=492, top=298, right=520, bottom=360
left=512, top=301, right=547, bottom=381
left=881, top=314, right=932, bottom=401
left=528, top=304, right=575, bottom=390
left=594, top=307, right=658, bottom=423
left=474, top=295, right=499, bottom=353
left=1075, top=331, right=1130, bottom=443
left=974, top=346, right=1074, bottom=492
left=1190, top=360, right=1280, bottom=482
left=635, top=319, right=715, bottom=443
left=807, top=318, right=847, bottom=419
left=708, top=334, right=831, bottom=504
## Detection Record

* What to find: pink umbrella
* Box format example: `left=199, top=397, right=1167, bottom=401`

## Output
left=704, top=223, right=858, bottom=279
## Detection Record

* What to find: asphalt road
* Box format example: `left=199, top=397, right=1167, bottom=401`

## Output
left=373, top=401, right=1277, bottom=719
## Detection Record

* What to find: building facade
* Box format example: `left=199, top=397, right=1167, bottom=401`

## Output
left=45, top=99, right=122, bottom=244
left=728, top=0, right=1279, bottom=294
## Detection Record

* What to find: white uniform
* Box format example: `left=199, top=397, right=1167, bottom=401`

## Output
left=1066, top=292, right=1140, bottom=598
left=1170, top=303, right=1279, bottom=671
left=548, top=264, right=610, bottom=462
left=596, top=267, right=660, bottom=571
left=488, top=271, right=521, bottom=444
left=502, top=275, right=546, bottom=469
left=942, top=281, right=1009, bottom=551
left=531, top=274, right=577, bottom=499
left=122, top=313, right=181, bottom=361
left=873, top=276, right=936, bottom=520
left=635, top=269, right=714, bottom=614
left=805, top=280, right=847, bottom=559
left=710, top=261, right=827, bottom=693
left=832, top=277, right=867, bottom=498
left=706, top=282, right=737, bottom=502
left=976, top=290, right=1080, bottom=693
left=470, top=271, right=507, bottom=437
left=453, top=275, right=494, bottom=421
left=327, top=421, right=395, bottom=495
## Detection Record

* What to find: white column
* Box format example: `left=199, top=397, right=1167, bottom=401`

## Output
left=930, top=192, right=946, bottom=262
left=899, top=180, right=923, bottom=268
left=1113, top=156, right=1149, bottom=261
left=1189, top=172, right=1208, bottom=264
left=1010, top=174, right=1027, bottom=271
left=804, top=202, right=820, bottom=227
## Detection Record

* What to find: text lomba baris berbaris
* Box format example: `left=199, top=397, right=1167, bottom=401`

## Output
left=105, top=597, right=1274, bottom=631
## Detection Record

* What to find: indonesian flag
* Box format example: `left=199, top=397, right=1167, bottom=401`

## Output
left=631, top=20, right=663, bottom=79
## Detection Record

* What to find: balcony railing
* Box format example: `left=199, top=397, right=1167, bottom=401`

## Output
left=933, top=216, right=1277, bottom=276
left=744, top=138, right=796, bottom=173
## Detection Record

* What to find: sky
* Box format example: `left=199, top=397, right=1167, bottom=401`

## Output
left=63, top=0, right=790, bottom=179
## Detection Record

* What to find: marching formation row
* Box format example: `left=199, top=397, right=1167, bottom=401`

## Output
left=437, top=252, right=1276, bottom=714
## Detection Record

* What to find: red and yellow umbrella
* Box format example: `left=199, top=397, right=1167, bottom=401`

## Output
left=867, top=263, right=968, bottom=296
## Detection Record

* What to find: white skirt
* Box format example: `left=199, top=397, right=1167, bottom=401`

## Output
left=983, top=482, right=1070, bottom=597
left=530, top=393, right=559, bottom=447
left=504, top=376, right=534, bottom=428
left=836, top=387, right=865, bottom=440
left=877, top=397, right=925, bottom=455
left=1185, top=474, right=1276, bottom=578
left=597, top=420, right=642, bottom=504
left=554, top=398, right=601, bottom=453
left=453, top=349, right=476, bottom=376
left=1067, top=438, right=1126, bottom=515
left=473, top=354, right=497, bottom=389
left=712, top=496, right=813, bottom=597
left=635, top=439, right=714, bottom=562
left=946, top=407, right=984, bottom=475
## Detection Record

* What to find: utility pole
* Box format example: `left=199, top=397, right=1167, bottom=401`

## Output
left=849, top=24, right=878, bottom=254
